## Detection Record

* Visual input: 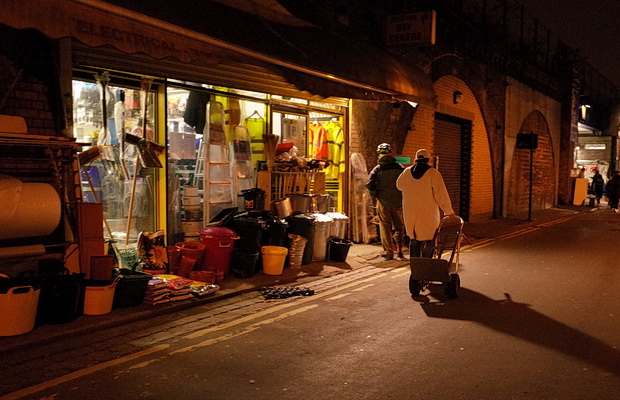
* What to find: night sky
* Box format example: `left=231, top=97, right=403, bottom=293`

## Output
left=517, top=0, right=620, bottom=87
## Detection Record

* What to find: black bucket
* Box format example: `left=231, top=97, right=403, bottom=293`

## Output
left=328, top=238, right=353, bottom=262
left=230, top=248, right=260, bottom=278
left=37, top=272, right=85, bottom=325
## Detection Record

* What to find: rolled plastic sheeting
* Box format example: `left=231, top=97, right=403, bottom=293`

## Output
left=0, top=244, right=46, bottom=259
left=0, top=175, right=61, bottom=240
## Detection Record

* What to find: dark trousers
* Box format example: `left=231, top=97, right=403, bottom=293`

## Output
left=410, top=239, right=434, bottom=258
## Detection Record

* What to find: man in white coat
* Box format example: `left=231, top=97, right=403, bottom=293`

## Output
left=396, top=149, right=455, bottom=257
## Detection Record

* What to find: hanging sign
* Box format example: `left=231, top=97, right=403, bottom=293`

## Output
left=516, top=133, right=539, bottom=150
left=385, top=11, right=436, bottom=46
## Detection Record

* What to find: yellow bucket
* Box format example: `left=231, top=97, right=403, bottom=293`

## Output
left=84, top=283, right=116, bottom=316
left=261, top=246, right=288, bottom=275
left=0, top=286, right=40, bottom=336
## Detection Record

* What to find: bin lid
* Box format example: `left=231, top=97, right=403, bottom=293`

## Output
left=325, top=212, right=349, bottom=220
left=205, top=207, right=238, bottom=226
left=199, top=226, right=238, bottom=238
left=311, top=213, right=333, bottom=223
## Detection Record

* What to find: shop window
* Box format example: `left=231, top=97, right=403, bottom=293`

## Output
left=73, top=78, right=159, bottom=243
left=166, top=85, right=268, bottom=243
left=308, top=111, right=345, bottom=210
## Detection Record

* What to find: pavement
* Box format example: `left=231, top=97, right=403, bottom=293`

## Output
left=0, top=204, right=596, bottom=353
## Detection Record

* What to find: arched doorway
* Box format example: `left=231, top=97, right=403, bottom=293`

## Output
left=507, top=111, right=555, bottom=216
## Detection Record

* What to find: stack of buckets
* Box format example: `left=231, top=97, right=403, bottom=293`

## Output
left=182, top=186, right=202, bottom=242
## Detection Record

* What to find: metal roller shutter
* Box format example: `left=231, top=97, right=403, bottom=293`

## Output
left=434, top=114, right=472, bottom=220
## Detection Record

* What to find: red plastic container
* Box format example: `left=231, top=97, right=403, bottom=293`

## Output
left=199, top=226, right=239, bottom=277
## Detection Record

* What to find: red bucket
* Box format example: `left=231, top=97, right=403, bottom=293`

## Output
left=199, top=226, right=239, bottom=278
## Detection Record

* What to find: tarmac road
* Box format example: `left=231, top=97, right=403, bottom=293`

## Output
left=2, top=207, right=620, bottom=399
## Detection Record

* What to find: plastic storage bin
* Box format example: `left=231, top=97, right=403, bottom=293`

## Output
left=113, top=269, right=152, bottom=308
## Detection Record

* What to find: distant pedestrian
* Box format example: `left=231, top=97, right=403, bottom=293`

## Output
left=606, top=170, right=620, bottom=212
left=366, top=143, right=405, bottom=260
left=396, top=149, right=455, bottom=258
left=591, top=168, right=605, bottom=206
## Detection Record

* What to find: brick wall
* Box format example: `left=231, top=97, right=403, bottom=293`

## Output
left=507, top=111, right=555, bottom=216
left=0, top=26, right=62, bottom=136
left=402, top=75, right=495, bottom=221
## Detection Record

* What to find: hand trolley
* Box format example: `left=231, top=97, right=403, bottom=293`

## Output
left=409, top=215, right=464, bottom=298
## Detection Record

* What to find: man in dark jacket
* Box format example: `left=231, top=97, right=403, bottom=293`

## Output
left=366, top=143, right=405, bottom=260
left=606, top=170, right=620, bottom=212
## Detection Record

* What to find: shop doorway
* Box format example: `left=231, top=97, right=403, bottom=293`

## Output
left=434, top=114, right=472, bottom=221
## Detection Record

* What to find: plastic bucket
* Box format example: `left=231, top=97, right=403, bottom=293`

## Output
left=261, top=246, right=288, bottom=275
left=37, top=273, right=84, bottom=325
left=231, top=248, right=260, bottom=279
left=0, top=286, right=40, bottom=336
left=83, top=283, right=116, bottom=316
left=328, top=238, right=353, bottom=262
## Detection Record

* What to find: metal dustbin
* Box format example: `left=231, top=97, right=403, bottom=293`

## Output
left=310, top=213, right=334, bottom=261
left=326, top=211, right=349, bottom=239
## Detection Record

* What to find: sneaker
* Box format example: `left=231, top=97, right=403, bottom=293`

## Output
left=397, top=251, right=405, bottom=259
left=381, top=253, right=394, bottom=260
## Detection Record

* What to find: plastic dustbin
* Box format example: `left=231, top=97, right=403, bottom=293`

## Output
left=231, top=248, right=260, bottom=278
left=261, top=246, right=288, bottom=275
left=84, top=282, right=116, bottom=316
left=199, top=226, right=239, bottom=278
left=229, top=217, right=267, bottom=252
left=286, top=214, right=316, bottom=265
left=328, top=238, right=353, bottom=262
left=113, top=269, right=152, bottom=308
left=0, top=286, right=40, bottom=336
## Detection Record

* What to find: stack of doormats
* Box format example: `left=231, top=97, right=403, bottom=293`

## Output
left=167, top=276, right=193, bottom=301
left=144, top=278, right=170, bottom=305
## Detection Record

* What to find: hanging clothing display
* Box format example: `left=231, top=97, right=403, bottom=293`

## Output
left=244, top=112, right=265, bottom=168
left=308, top=122, right=328, bottom=161
left=323, top=120, right=345, bottom=180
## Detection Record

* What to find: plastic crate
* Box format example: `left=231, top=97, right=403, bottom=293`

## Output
left=113, top=269, right=152, bottom=308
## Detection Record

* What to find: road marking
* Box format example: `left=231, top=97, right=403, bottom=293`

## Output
left=183, top=272, right=384, bottom=340
left=326, top=293, right=352, bottom=301
left=391, top=270, right=410, bottom=278
left=461, top=215, right=577, bottom=251
left=0, top=345, right=169, bottom=400
left=170, top=304, right=318, bottom=355
left=352, top=284, right=375, bottom=290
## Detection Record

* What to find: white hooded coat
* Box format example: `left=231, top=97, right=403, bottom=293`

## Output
left=396, top=165, right=454, bottom=240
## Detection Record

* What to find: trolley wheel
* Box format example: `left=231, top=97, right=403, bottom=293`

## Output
left=446, top=274, right=460, bottom=299
left=409, top=275, right=421, bottom=296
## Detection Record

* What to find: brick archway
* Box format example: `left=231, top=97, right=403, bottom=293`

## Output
left=507, top=111, right=555, bottom=217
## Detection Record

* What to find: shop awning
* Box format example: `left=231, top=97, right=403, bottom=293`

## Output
left=1, top=0, right=436, bottom=105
